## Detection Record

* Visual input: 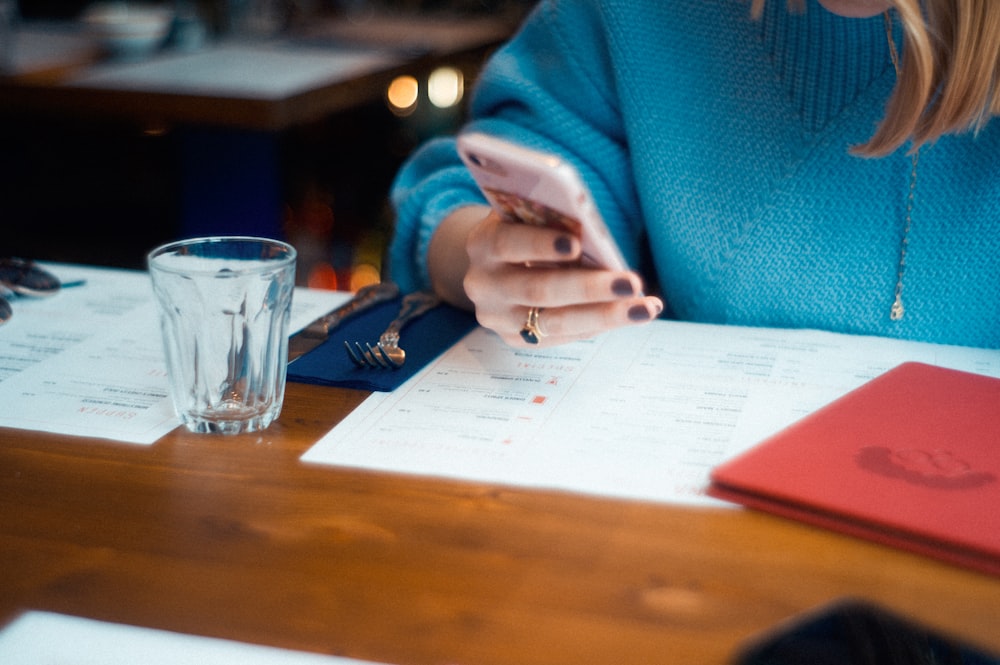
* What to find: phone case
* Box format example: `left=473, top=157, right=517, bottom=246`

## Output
left=457, top=132, right=628, bottom=271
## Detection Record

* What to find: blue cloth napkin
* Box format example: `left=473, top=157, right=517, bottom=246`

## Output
left=286, top=298, right=478, bottom=392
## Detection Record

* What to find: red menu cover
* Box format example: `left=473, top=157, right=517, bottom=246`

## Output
left=708, top=362, right=1000, bottom=576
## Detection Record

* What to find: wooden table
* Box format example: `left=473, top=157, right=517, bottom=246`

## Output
left=2, top=381, right=999, bottom=664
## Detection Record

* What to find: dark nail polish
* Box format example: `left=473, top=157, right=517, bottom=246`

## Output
left=612, top=278, right=634, bottom=296
left=554, top=235, right=573, bottom=255
left=628, top=304, right=651, bottom=322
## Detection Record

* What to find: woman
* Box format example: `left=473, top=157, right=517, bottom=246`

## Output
left=388, top=0, right=1000, bottom=349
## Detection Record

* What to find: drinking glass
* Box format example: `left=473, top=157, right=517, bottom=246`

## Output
left=148, top=236, right=296, bottom=434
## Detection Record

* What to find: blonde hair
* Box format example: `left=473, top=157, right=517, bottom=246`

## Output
left=751, top=0, right=1000, bottom=156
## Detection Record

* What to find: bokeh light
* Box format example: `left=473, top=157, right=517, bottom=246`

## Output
left=427, top=66, right=464, bottom=109
left=386, top=75, right=419, bottom=116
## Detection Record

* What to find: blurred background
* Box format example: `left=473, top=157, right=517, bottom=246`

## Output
left=1, top=0, right=534, bottom=290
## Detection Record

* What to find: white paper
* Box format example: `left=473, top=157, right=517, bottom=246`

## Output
left=303, top=321, right=1000, bottom=507
left=0, top=264, right=350, bottom=444
left=0, top=611, right=390, bottom=664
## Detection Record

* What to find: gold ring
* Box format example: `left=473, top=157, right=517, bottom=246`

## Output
left=519, top=306, right=546, bottom=345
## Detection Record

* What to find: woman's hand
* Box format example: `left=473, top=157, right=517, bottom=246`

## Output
left=428, top=205, right=663, bottom=347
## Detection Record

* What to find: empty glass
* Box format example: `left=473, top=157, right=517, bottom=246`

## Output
left=148, top=236, right=296, bottom=434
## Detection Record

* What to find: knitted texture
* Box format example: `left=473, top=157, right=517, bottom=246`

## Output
left=389, top=0, right=1000, bottom=348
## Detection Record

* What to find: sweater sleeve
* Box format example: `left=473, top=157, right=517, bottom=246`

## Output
left=387, top=0, right=644, bottom=293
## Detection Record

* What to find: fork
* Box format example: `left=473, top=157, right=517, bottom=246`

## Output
left=345, top=290, right=441, bottom=369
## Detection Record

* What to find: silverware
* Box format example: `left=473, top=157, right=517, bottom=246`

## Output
left=345, top=290, right=441, bottom=369
left=0, top=258, right=64, bottom=326
left=287, top=281, right=400, bottom=362
left=0, top=258, right=62, bottom=297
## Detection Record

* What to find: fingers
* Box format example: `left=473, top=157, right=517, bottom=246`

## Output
left=462, top=209, right=664, bottom=348
left=476, top=290, right=664, bottom=349
left=521, top=297, right=666, bottom=347
left=467, top=212, right=581, bottom=267
left=534, top=296, right=664, bottom=340
left=476, top=266, right=646, bottom=310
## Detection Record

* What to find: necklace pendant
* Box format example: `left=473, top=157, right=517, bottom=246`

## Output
left=890, top=297, right=905, bottom=321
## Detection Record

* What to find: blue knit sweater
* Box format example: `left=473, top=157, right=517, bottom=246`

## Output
left=389, top=0, right=1000, bottom=348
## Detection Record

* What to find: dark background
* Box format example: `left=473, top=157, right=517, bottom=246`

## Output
left=1, top=0, right=534, bottom=286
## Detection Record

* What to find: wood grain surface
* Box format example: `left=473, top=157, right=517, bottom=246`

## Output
left=2, top=381, right=999, bottom=664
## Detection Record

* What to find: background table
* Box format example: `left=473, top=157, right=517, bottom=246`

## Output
left=2, top=381, right=999, bottom=665
left=2, top=14, right=515, bottom=128
left=1, top=13, right=517, bottom=272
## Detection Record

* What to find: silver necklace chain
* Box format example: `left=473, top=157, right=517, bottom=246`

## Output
left=885, top=10, right=919, bottom=322
left=891, top=150, right=920, bottom=321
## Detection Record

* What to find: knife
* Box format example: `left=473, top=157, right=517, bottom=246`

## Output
left=288, top=281, right=400, bottom=362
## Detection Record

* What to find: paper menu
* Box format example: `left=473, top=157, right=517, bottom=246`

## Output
left=0, top=263, right=350, bottom=444
left=0, top=611, right=389, bottom=664
left=303, top=321, right=1000, bottom=507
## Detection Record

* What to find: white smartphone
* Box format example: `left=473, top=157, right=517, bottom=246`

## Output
left=456, top=132, right=628, bottom=271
